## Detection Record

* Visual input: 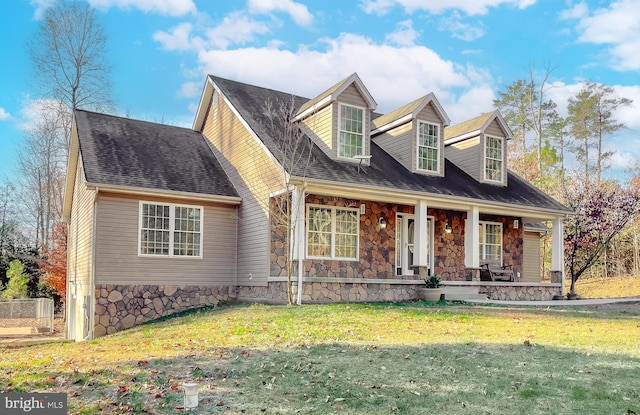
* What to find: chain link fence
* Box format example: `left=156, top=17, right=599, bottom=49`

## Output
left=0, top=298, right=55, bottom=333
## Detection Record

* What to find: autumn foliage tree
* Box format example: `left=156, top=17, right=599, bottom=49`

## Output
left=41, top=222, right=67, bottom=303
left=563, top=180, right=640, bottom=296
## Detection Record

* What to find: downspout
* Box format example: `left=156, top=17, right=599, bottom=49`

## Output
left=296, top=187, right=305, bottom=305
left=234, top=206, right=239, bottom=299
left=83, top=186, right=99, bottom=341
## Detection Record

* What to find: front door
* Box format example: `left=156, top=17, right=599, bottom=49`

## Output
left=396, top=214, right=433, bottom=276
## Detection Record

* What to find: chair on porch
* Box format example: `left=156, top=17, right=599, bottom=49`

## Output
left=479, top=261, right=515, bottom=282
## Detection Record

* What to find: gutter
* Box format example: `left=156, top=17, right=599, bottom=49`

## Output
left=84, top=182, right=242, bottom=205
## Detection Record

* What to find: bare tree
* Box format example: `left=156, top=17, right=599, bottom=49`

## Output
left=23, top=1, right=113, bottom=248
left=29, top=1, right=113, bottom=117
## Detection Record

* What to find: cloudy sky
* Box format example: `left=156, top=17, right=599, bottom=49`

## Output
left=0, top=0, right=638, bottom=181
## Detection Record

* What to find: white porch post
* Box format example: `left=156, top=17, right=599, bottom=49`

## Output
left=552, top=217, right=565, bottom=291
left=465, top=206, right=480, bottom=268
left=290, top=186, right=306, bottom=305
left=413, top=200, right=429, bottom=269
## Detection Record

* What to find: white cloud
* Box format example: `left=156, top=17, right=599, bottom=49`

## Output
left=177, top=81, right=201, bottom=98
left=438, top=11, right=485, bottom=41
left=561, top=0, right=640, bottom=71
left=154, top=13, right=270, bottom=51
left=193, top=33, right=491, bottom=116
left=361, top=0, right=536, bottom=16
left=30, top=0, right=56, bottom=20
left=0, top=108, right=10, bottom=121
left=86, top=0, right=196, bottom=16
left=385, top=19, right=420, bottom=46
left=247, top=0, right=313, bottom=27
left=16, top=99, right=70, bottom=132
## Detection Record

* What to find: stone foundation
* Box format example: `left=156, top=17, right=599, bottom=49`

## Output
left=479, top=284, right=561, bottom=301
left=94, top=284, right=233, bottom=337
left=238, top=280, right=421, bottom=303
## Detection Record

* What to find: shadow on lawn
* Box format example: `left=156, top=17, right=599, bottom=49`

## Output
left=3, top=341, right=640, bottom=415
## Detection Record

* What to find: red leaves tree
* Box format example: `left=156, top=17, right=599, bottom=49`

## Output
left=41, top=222, right=67, bottom=302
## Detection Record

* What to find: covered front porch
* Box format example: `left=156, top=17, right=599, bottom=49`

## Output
left=265, top=184, right=567, bottom=303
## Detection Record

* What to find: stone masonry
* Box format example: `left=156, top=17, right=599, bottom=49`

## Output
left=94, top=284, right=232, bottom=337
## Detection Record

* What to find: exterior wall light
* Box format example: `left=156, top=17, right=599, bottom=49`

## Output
left=379, top=217, right=387, bottom=230
left=445, top=223, right=452, bottom=234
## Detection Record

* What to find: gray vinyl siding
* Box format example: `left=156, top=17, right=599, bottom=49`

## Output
left=446, top=136, right=482, bottom=182
left=94, top=194, right=237, bottom=285
left=202, top=91, right=282, bottom=286
left=522, top=231, right=541, bottom=282
left=373, top=122, right=413, bottom=171
left=68, top=158, right=95, bottom=287
left=485, top=119, right=504, bottom=137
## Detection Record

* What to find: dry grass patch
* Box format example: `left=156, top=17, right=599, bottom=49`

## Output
left=1, top=302, right=640, bottom=414
left=571, top=275, right=640, bottom=298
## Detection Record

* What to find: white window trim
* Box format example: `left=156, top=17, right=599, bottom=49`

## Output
left=483, top=135, right=504, bottom=183
left=416, top=120, right=440, bottom=173
left=138, top=201, right=204, bottom=259
left=479, top=220, right=502, bottom=263
left=306, top=204, right=359, bottom=260
left=337, top=102, right=366, bottom=160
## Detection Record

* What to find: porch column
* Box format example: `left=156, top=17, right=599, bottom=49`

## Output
left=551, top=217, right=565, bottom=291
left=413, top=201, right=428, bottom=275
left=291, top=186, right=306, bottom=305
left=465, top=206, right=480, bottom=268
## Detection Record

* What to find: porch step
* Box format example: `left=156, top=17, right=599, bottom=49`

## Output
left=441, top=286, right=489, bottom=301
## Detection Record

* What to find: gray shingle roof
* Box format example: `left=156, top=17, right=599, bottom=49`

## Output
left=75, top=109, right=239, bottom=198
left=210, top=75, right=570, bottom=214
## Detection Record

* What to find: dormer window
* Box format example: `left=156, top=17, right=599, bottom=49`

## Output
left=417, top=121, right=440, bottom=173
left=484, top=135, right=503, bottom=182
left=338, top=103, right=364, bottom=158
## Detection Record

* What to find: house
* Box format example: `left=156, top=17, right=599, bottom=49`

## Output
left=63, top=73, right=571, bottom=340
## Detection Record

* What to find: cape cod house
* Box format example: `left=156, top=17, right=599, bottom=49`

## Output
left=63, top=73, right=571, bottom=340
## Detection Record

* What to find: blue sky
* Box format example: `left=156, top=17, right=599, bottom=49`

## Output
left=0, top=0, right=638, bottom=182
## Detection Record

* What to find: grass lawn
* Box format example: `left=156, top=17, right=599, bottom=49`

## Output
left=2, top=301, right=640, bottom=414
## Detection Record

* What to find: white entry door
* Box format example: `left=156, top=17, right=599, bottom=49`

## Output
left=396, top=214, right=434, bottom=276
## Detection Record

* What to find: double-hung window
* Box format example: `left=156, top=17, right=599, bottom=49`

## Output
left=479, top=221, right=502, bottom=262
left=338, top=103, right=364, bottom=158
left=139, top=202, right=202, bottom=257
left=307, top=205, right=359, bottom=260
left=417, top=121, right=440, bottom=172
left=484, top=135, right=503, bottom=182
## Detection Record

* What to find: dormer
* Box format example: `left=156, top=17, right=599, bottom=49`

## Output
left=444, top=110, right=512, bottom=186
left=295, top=73, right=377, bottom=165
left=371, top=94, right=450, bottom=176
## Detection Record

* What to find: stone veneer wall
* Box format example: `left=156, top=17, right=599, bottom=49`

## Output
left=94, top=284, right=233, bottom=337
left=479, top=284, right=561, bottom=301
left=238, top=281, right=421, bottom=303
left=430, top=209, right=466, bottom=280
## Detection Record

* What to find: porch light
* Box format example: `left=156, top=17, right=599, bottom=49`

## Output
left=378, top=217, right=387, bottom=230
left=444, top=223, right=452, bottom=234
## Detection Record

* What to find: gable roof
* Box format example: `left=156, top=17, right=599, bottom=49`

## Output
left=295, top=72, right=377, bottom=120
left=204, top=75, right=570, bottom=215
left=73, top=109, right=240, bottom=199
left=444, top=110, right=512, bottom=144
left=372, top=93, right=450, bottom=134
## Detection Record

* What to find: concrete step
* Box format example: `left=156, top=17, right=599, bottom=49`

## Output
left=441, top=286, right=488, bottom=301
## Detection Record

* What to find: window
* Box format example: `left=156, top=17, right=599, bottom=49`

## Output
left=307, top=206, right=358, bottom=259
left=484, top=136, right=503, bottom=182
left=338, top=103, right=364, bottom=158
left=479, top=221, right=502, bottom=262
left=139, top=202, right=202, bottom=257
left=417, top=121, right=440, bottom=172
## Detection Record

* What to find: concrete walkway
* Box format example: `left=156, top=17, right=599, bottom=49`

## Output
left=464, top=296, right=640, bottom=307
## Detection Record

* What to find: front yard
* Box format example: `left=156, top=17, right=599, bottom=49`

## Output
left=1, top=302, right=640, bottom=414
